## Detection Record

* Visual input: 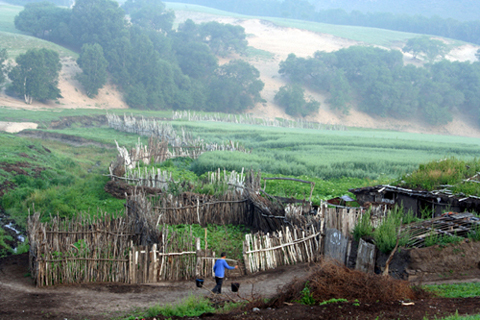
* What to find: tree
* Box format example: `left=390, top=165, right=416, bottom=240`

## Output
left=76, top=43, right=108, bottom=97
left=403, top=36, right=448, bottom=62
left=207, top=60, right=264, bottom=112
left=173, top=40, right=218, bottom=79
left=8, top=48, right=61, bottom=104
left=198, top=21, right=248, bottom=56
left=14, top=2, right=73, bottom=43
left=69, top=0, right=126, bottom=48
left=0, top=47, right=8, bottom=86
left=123, top=0, right=175, bottom=33
left=274, top=84, right=320, bottom=117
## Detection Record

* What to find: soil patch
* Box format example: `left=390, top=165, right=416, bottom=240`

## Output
left=407, top=241, right=480, bottom=283
left=16, top=130, right=114, bottom=149
left=48, top=115, right=108, bottom=129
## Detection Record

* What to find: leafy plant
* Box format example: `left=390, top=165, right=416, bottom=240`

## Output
left=318, top=298, right=348, bottom=305
left=352, top=210, right=373, bottom=242
left=297, top=281, right=316, bottom=305
left=424, top=232, right=464, bottom=248
left=373, top=208, right=409, bottom=253
left=467, top=223, right=480, bottom=242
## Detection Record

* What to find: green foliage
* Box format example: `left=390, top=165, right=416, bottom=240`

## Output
left=14, top=2, right=72, bottom=43
left=373, top=208, right=408, bottom=253
left=352, top=210, right=373, bottom=242
left=171, top=224, right=248, bottom=261
left=76, top=43, right=108, bottom=97
left=69, top=0, right=126, bottom=49
left=467, top=223, right=480, bottom=242
left=8, top=48, right=61, bottom=104
left=0, top=46, right=7, bottom=86
left=399, top=157, right=480, bottom=196
left=0, top=134, right=123, bottom=227
left=278, top=46, right=480, bottom=126
left=435, top=312, right=480, bottom=320
left=425, top=282, right=480, bottom=298
left=424, top=232, right=464, bottom=248
left=318, top=298, right=348, bottom=305
left=207, top=59, right=264, bottom=113
left=123, top=0, right=175, bottom=33
left=122, top=294, right=215, bottom=319
left=0, top=228, right=14, bottom=257
left=297, top=281, right=316, bottom=305
left=274, top=84, right=320, bottom=117
left=403, top=36, right=448, bottom=62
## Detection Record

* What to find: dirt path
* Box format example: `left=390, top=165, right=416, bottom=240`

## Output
left=0, top=254, right=309, bottom=320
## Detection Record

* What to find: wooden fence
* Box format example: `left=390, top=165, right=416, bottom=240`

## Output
left=28, top=193, right=369, bottom=285
left=243, top=225, right=323, bottom=274
left=172, top=110, right=347, bottom=131
left=108, top=114, right=250, bottom=165
left=28, top=212, right=134, bottom=287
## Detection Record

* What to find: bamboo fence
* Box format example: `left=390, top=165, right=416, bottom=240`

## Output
left=28, top=205, right=365, bottom=285
left=171, top=110, right=347, bottom=131
left=28, top=212, right=134, bottom=287
left=129, top=226, right=198, bottom=283
left=243, top=224, right=323, bottom=274
left=107, top=114, right=250, bottom=166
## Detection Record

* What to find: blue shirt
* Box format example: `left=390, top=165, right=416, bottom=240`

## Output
left=213, top=258, right=235, bottom=278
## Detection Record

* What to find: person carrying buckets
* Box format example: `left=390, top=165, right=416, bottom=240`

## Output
left=212, top=252, right=238, bottom=294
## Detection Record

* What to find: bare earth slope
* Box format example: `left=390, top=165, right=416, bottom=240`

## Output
left=174, top=11, right=480, bottom=138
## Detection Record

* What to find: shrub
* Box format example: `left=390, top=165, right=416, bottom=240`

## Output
left=467, top=223, right=480, bottom=241
left=352, top=210, right=373, bottom=242
left=373, top=209, right=408, bottom=253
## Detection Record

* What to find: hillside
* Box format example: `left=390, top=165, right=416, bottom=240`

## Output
left=311, top=0, right=479, bottom=22
left=1, top=3, right=480, bottom=137
left=171, top=9, right=480, bottom=138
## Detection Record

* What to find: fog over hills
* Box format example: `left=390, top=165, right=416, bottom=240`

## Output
left=311, top=0, right=478, bottom=21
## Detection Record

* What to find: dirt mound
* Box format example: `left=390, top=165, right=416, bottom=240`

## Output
left=267, top=260, right=425, bottom=307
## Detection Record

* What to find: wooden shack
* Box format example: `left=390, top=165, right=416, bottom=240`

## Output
left=349, top=185, right=480, bottom=217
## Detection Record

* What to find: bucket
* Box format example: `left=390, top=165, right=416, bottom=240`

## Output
left=195, top=278, right=204, bottom=288
left=231, top=282, right=240, bottom=292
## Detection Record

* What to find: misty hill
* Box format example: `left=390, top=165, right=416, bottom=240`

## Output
left=311, top=0, right=478, bottom=22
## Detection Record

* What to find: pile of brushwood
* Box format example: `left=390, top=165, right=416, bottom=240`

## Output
left=263, top=260, right=427, bottom=307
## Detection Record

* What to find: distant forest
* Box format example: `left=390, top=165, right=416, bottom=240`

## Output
left=278, top=46, right=480, bottom=126
left=166, top=0, right=480, bottom=46
left=7, top=0, right=264, bottom=111
left=310, top=0, right=479, bottom=22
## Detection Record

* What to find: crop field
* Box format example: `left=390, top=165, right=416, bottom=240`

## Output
left=3, top=107, right=480, bottom=208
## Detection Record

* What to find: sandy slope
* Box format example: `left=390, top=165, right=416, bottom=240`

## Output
left=1, top=11, right=480, bottom=137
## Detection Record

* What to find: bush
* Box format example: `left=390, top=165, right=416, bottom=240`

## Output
left=373, top=209, right=408, bottom=253
left=352, top=210, right=373, bottom=242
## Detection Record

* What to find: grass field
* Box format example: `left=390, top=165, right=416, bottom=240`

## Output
left=0, top=3, right=77, bottom=59
left=0, top=3, right=23, bottom=35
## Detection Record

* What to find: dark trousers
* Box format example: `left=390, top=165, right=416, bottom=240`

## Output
left=212, top=277, right=224, bottom=293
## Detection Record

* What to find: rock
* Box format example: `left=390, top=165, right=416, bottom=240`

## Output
left=253, top=307, right=260, bottom=313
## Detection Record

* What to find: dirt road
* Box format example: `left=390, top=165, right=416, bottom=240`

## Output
left=0, top=254, right=309, bottom=320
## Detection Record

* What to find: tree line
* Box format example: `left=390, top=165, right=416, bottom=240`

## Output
left=278, top=46, right=480, bottom=126
left=4, top=0, right=264, bottom=111
left=167, top=0, right=480, bottom=46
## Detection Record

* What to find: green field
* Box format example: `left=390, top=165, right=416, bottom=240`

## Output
left=0, top=3, right=77, bottom=59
